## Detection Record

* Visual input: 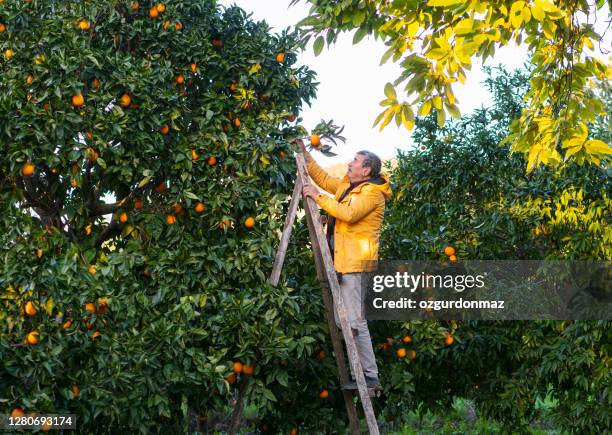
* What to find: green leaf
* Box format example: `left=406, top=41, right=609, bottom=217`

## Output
left=313, top=36, right=325, bottom=56
left=353, top=26, right=368, bottom=44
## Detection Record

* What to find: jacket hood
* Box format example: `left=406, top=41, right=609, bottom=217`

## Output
left=342, top=173, right=392, bottom=200
left=369, top=174, right=392, bottom=200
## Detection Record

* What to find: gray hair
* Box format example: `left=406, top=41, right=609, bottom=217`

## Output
left=357, top=150, right=382, bottom=178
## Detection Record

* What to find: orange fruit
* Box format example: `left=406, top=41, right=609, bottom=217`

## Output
left=26, top=74, right=34, bottom=84
left=317, top=350, right=325, bottom=360
left=449, top=254, right=458, bottom=263
left=397, top=348, right=407, bottom=358
left=212, top=37, right=223, bottom=48
left=207, top=156, right=217, bottom=166
left=134, top=198, right=143, bottom=209
left=190, top=63, right=197, bottom=73
left=92, top=330, right=101, bottom=340
left=444, top=335, right=454, bottom=346
left=232, top=361, right=243, bottom=374
left=97, top=298, right=108, bottom=314
left=219, top=219, right=231, bottom=230
left=244, top=216, right=255, bottom=229
left=287, top=114, right=296, bottom=122
left=234, top=118, right=241, bottom=127
left=194, top=202, right=205, bottom=213
left=4, top=48, right=14, bottom=60
left=85, top=303, right=96, bottom=313
left=226, top=373, right=236, bottom=384
left=119, top=93, right=131, bottom=108
left=155, top=182, right=167, bottom=193
left=162, top=20, right=170, bottom=29
left=71, top=94, right=85, bottom=107
left=85, top=130, right=93, bottom=139
left=402, top=335, right=412, bottom=343
left=191, top=149, right=200, bottom=161
left=175, top=74, right=185, bottom=84
left=173, top=203, right=183, bottom=214
left=242, top=364, right=254, bottom=376
left=0, top=23, right=6, bottom=33
left=24, top=301, right=38, bottom=316
left=290, top=428, right=297, bottom=435
left=43, top=102, right=50, bottom=110
left=156, top=3, right=166, bottom=13
left=159, top=124, right=170, bottom=135
left=279, top=150, right=286, bottom=159
left=11, top=408, right=25, bottom=418
left=63, top=319, right=73, bottom=329
left=37, top=248, right=43, bottom=258
left=78, top=19, right=91, bottom=30
left=276, top=52, right=285, bottom=63
left=72, top=384, right=79, bottom=397
left=119, top=212, right=128, bottom=223
left=92, top=78, right=100, bottom=89
left=22, top=162, right=35, bottom=177
left=88, top=264, right=97, bottom=275
left=85, top=147, right=98, bottom=162
left=386, top=337, right=393, bottom=345
left=149, top=6, right=159, bottom=18
left=310, top=134, right=321, bottom=147
left=444, top=246, right=456, bottom=257
left=319, top=389, right=329, bottom=399
left=26, top=331, right=39, bottom=345
left=174, top=21, right=183, bottom=30
left=408, top=349, right=417, bottom=360
left=131, top=1, right=140, bottom=10
left=166, top=214, right=177, bottom=225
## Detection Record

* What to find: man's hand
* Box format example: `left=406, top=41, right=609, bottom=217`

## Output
left=302, top=183, right=320, bottom=199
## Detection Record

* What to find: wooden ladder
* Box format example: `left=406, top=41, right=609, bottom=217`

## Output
left=269, top=154, right=380, bottom=434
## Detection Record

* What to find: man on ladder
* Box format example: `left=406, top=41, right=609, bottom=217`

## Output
left=298, top=141, right=392, bottom=390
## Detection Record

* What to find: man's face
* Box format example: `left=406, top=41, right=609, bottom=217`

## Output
left=347, top=154, right=371, bottom=183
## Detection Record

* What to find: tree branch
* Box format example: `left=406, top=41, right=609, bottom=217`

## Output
left=87, top=180, right=155, bottom=217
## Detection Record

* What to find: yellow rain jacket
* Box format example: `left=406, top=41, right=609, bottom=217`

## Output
left=306, top=156, right=392, bottom=273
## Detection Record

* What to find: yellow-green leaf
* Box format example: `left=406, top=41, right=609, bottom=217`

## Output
left=454, top=18, right=474, bottom=35
left=427, top=0, right=465, bottom=6
left=531, top=0, right=545, bottom=21
left=585, top=139, right=612, bottom=155
left=564, top=145, right=583, bottom=161
left=427, top=48, right=448, bottom=60
left=418, top=100, right=432, bottom=116
left=384, top=83, right=397, bottom=100
left=432, top=96, right=442, bottom=110
left=436, top=109, right=446, bottom=127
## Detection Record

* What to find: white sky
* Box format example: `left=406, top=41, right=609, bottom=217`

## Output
left=219, top=0, right=532, bottom=166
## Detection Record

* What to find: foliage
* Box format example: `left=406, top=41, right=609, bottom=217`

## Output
left=0, top=1, right=343, bottom=432
left=372, top=66, right=611, bottom=433
left=293, top=0, right=612, bottom=170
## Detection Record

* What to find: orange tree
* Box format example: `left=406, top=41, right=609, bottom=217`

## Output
left=0, top=0, right=354, bottom=432
left=372, top=67, right=611, bottom=431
